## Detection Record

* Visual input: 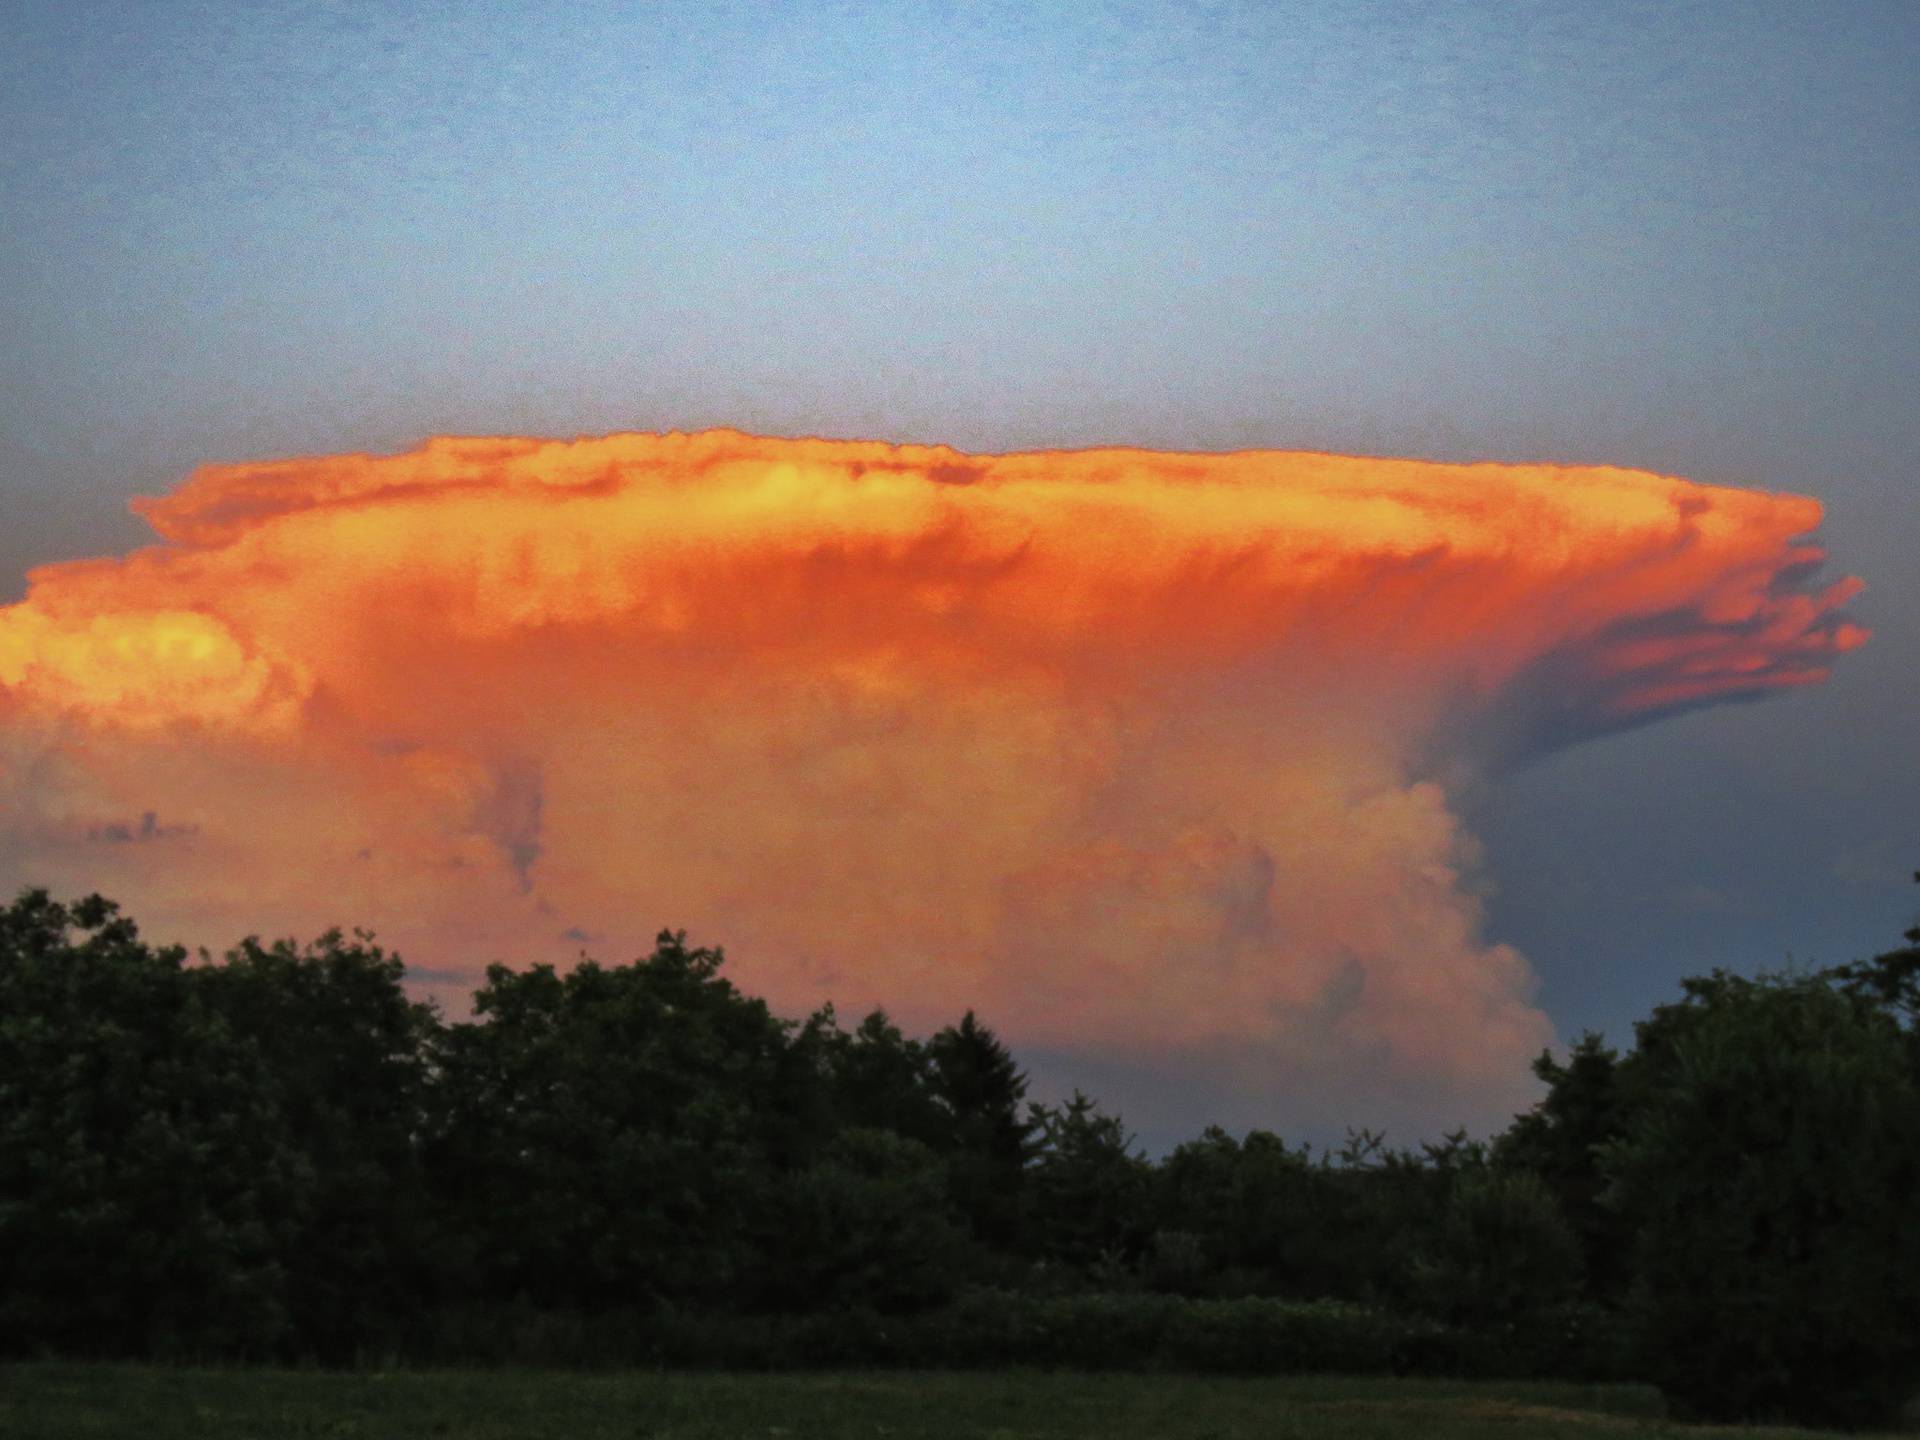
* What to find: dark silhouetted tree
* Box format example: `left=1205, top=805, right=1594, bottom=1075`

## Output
left=819, top=1007, right=949, bottom=1149
left=1153, top=1127, right=1329, bottom=1296
left=193, top=928, right=441, bottom=1360
left=1825, top=871, right=1920, bottom=1035
left=0, top=892, right=298, bottom=1357
left=1603, top=970, right=1920, bottom=1428
left=1494, top=1032, right=1632, bottom=1298
left=928, top=1010, right=1039, bottom=1248
left=1027, top=1090, right=1151, bottom=1271
left=764, top=1127, right=967, bottom=1313
left=427, top=930, right=812, bottom=1312
left=1409, top=1165, right=1581, bottom=1325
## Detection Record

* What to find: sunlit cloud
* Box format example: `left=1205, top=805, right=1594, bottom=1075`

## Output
left=0, top=432, right=1866, bottom=1132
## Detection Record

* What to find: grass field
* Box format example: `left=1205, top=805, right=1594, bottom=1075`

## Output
left=1, top=1365, right=1896, bottom=1440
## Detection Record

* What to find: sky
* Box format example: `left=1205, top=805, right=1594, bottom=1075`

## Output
left=2, top=0, right=1915, bottom=1147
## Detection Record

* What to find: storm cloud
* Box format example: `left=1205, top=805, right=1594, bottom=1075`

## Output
left=0, top=432, right=1865, bottom=1133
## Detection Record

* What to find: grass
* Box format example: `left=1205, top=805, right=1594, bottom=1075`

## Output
left=1, top=1366, right=1899, bottom=1440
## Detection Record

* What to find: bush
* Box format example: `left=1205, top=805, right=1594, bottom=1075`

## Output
left=1409, top=1167, right=1582, bottom=1326
left=384, top=1289, right=1633, bottom=1379
left=1156, top=1296, right=1408, bottom=1374
left=1395, top=1302, right=1636, bottom=1383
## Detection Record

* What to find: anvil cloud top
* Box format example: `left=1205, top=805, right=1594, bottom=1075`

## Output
left=0, top=432, right=1863, bottom=1134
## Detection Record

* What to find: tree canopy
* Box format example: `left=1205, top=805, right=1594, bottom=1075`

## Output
left=4, top=879, right=1919, bottom=1417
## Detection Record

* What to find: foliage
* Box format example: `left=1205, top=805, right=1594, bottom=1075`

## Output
left=1603, top=969, right=1920, bottom=1428
left=398, top=1289, right=1629, bottom=1379
left=425, top=930, right=807, bottom=1312
left=0, top=892, right=298, bottom=1357
left=926, top=1010, right=1041, bottom=1248
left=815, top=1007, right=948, bottom=1149
left=1026, top=1090, right=1152, bottom=1271
left=5, top=879, right=1919, bottom=1414
left=1407, top=1167, right=1581, bottom=1326
left=1824, top=872, right=1920, bottom=1035
left=1151, top=1126, right=1325, bottom=1295
left=193, top=929, right=441, bottom=1359
left=1492, top=1033, right=1631, bottom=1298
left=1147, top=1126, right=1489, bottom=1308
left=762, top=1127, right=967, bottom=1313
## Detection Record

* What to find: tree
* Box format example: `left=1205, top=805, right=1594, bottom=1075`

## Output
left=1409, top=1165, right=1581, bottom=1326
left=0, top=891, right=298, bottom=1357
left=927, top=1010, right=1040, bottom=1249
left=1027, top=1090, right=1152, bottom=1271
left=764, top=1127, right=966, bottom=1313
left=818, top=1007, right=949, bottom=1149
left=1824, top=871, right=1920, bottom=1034
left=193, top=928, right=442, bottom=1359
left=1602, top=970, right=1920, bottom=1428
left=427, top=930, right=811, bottom=1312
left=1153, top=1126, right=1330, bottom=1297
left=1494, top=1032, right=1633, bottom=1298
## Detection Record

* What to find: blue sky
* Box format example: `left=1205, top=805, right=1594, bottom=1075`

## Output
left=4, top=0, right=1916, bottom=1113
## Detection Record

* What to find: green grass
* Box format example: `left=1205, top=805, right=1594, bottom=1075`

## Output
left=2, top=1366, right=1901, bottom=1440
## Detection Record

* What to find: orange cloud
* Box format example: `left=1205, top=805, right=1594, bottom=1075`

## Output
left=0, top=432, right=1865, bottom=1134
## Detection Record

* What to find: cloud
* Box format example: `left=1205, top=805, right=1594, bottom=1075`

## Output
left=0, top=431, right=1866, bottom=1134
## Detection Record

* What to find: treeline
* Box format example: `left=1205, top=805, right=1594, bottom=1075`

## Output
left=4, top=888, right=1920, bottom=1428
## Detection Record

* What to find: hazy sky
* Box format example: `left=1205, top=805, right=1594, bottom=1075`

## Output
left=3, top=0, right=1915, bottom=1142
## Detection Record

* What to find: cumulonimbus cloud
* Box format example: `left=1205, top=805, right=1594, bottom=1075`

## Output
left=0, top=432, right=1866, bottom=1134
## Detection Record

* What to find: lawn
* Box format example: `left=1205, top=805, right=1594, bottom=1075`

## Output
left=0, top=1365, right=1891, bottom=1440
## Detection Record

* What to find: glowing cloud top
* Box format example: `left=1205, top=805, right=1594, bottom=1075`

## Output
left=0, top=432, right=1865, bottom=1133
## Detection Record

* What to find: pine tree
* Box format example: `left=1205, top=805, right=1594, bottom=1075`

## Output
left=928, top=1010, right=1039, bottom=1248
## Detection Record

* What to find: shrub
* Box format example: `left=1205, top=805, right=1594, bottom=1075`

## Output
left=1408, top=1167, right=1582, bottom=1326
